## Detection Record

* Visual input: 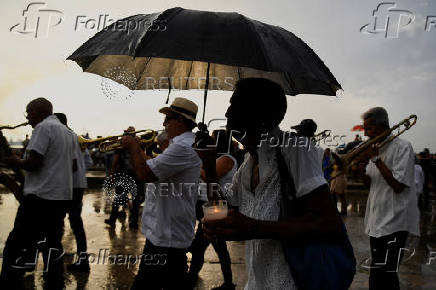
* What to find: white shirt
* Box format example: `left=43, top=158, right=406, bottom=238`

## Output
left=281, top=133, right=327, bottom=198
left=142, top=131, right=202, bottom=248
left=197, top=179, right=208, bottom=202
left=230, top=127, right=328, bottom=290
left=218, top=154, right=238, bottom=195
left=24, top=115, right=77, bottom=200
left=198, top=154, right=238, bottom=202
left=364, top=137, right=420, bottom=237
left=73, top=133, right=93, bottom=188
left=415, top=164, right=424, bottom=195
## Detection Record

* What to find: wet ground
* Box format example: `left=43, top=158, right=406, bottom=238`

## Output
left=1, top=175, right=436, bottom=289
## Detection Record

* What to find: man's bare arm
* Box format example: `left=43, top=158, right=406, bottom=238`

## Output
left=7, top=150, right=43, bottom=172
left=122, top=136, right=158, bottom=182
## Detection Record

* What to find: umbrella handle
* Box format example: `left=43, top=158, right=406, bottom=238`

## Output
left=202, top=62, right=210, bottom=124
left=165, top=77, right=172, bottom=104
left=195, top=122, right=210, bottom=149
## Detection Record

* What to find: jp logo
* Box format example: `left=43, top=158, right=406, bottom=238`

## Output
left=103, top=172, right=137, bottom=206
left=360, top=2, right=415, bottom=39
left=10, top=2, right=64, bottom=38
left=12, top=238, right=65, bottom=272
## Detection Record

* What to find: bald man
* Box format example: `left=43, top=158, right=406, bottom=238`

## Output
left=0, top=98, right=77, bottom=289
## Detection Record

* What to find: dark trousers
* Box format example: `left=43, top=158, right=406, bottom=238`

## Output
left=0, top=194, right=67, bottom=289
left=369, top=231, right=408, bottom=290
left=108, top=180, right=144, bottom=226
left=188, top=223, right=233, bottom=284
left=129, top=189, right=144, bottom=225
left=67, top=188, right=87, bottom=256
left=131, top=240, right=188, bottom=290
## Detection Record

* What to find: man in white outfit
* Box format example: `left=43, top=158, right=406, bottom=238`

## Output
left=360, top=107, right=419, bottom=290
left=0, top=98, right=77, bottom=289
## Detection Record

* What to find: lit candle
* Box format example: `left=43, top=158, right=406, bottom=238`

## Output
left=203, top=201, right=228, bottom=221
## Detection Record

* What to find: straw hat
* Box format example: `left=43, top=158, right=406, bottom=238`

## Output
left=159, top=97, right=198, bottom=124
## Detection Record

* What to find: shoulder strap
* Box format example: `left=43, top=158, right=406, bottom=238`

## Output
left=275, top=144, right=299, bottom=219
left=275, top=142, right=297, bottom=200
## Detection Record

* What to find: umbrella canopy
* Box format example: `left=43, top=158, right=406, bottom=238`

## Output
left=68, top=7, right=341, bottom=97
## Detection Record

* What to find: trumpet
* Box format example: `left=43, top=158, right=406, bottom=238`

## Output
left=78, top=129, right=152, bottom=151
left=326, top=115, right=417, bottom=179
left=0, top=123, right=26, bottom=202
left=99, top=130, right=158, bottom=152
left=78, top=135, right=118, bottom=151
left=0, top=122, right=29, bottom=130
left=314, top=129, right=331, bottom=142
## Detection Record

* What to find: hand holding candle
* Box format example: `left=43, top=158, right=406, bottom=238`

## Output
left=202, top=209, right=259, bottom=241
left=202, top=200, right=228, bottom=221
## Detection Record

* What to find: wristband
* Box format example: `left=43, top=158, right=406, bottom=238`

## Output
left=249, top=220, right=259, bottom=239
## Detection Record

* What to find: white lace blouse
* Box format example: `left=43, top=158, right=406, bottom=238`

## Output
left=228, top=127, right=326, bottom=289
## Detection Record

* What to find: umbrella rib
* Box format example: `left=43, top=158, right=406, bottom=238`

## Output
left=185, top=61, right=194, bottom=89
left=241, top=15, right=271, bottom=70
left=137, top=57, right=152, bottom=88
left=283, top=71, right=298, bottom=95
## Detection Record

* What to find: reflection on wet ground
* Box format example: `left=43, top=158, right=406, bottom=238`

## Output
left=345, top=194, right=436, bottom=289
left=1, top=183, right=435, bottom=289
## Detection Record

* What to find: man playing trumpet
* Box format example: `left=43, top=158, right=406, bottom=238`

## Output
left=359, top=107, right=419, bottom=290
left=0, top=98, right=78, bottom=289
left=121, top=97, right=202, bottom=290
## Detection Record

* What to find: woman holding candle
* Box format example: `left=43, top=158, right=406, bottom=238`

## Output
left=202, top=78, right=344, bottom=289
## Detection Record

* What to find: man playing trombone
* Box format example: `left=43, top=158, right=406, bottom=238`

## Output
left=359, top=107, right=419, bottom=290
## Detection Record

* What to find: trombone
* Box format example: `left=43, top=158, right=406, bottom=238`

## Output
left=326, top=115, right=417, bottom=179
left=314, top=129, right=331, bottom=143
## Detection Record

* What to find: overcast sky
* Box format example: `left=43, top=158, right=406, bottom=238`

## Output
left=1, top=0, right=435, bottom=152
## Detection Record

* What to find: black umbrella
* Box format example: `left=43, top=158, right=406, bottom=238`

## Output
left=68, top=7, right=341, bottom=122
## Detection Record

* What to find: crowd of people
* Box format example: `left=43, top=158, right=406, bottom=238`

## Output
left=0, top=77, right=432, bottom=289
